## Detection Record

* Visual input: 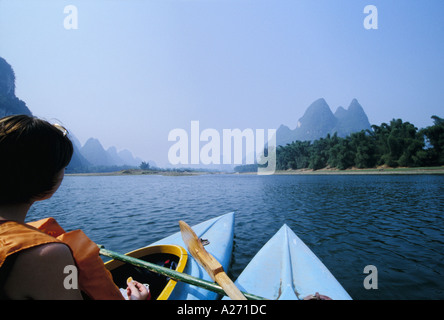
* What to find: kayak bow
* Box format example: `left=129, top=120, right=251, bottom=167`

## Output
left=225, top=224, right=352, bottom=300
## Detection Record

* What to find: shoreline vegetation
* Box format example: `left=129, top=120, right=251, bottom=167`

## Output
left=66, top=169, right=213, bottom=177
left=272, top=166, right=444, bottom=175
left=66, top=166, right=444, bottom=177
left=66, top=115, right=443, bottom=177
left=272, top=116, right=444, bottom=172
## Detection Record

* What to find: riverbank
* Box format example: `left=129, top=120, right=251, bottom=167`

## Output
left=66, top=166, right=444, bottom=177
left=272, top=166, right=444, bottom=175
left=66, top=169, right=217, bottom=177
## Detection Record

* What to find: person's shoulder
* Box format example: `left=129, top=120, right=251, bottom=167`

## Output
left=18, top=242, right=76, bottom=279
left=6, top=242, right=82, bottom=299
left=15, top=242, right=76, bottom=283
left=21, top=242, right=73, bottom=263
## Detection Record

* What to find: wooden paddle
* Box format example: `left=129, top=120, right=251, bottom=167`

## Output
left=179, top=220, right=247, bottom=300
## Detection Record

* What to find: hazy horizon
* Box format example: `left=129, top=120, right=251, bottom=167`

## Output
left=1, top=0, right=443, bottom=166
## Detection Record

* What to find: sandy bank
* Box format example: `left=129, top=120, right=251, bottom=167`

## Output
left=272, top=166, right=444, bottom=175
left=66, top=166, right=444, bottom=177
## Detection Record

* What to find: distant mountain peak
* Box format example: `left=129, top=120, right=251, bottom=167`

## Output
left=334, top=106, right=347, bottom=119
left=348, top=98, right=364, bottom=111
left=0, top=56, right=32, bottom=117
left=277, top=124, right=292, bottom=132
left=296, top=98, right=337, bottom=140
left=0, top=57, right=15, bottom=97
left=84, top=137, right=102, bottom=147
left=80, top=138, right=114, bottom=166
left=301, top=98, right=334, bottom=118
left=276, top=98, right=371, bottom=146
left=78, top=137, right=143, bottom=167
left=1, top=56, right=145, bottom=172
left=332, top=99, right=371, bottom=136
left=302, top=98, right=331, bottom=115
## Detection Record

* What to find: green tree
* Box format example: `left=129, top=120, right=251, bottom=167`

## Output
left=309, top=137, right=330, bottom=170
left=139, top=161, right=150, bottom=170
left=276, top=141, right=312, bottom=170
left=275, top=115, right=441, bottom=170
left=350, top=130, right=377, bottom=168
left=422, top=115, right=444, bottom=165
left=371, top=122, right=391, bottom=166
left=333, top=139, right=355, bottom=170
left=373, top=119, right=425, bottom=167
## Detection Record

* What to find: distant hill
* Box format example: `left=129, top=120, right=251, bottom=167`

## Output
left=277, top=98, right=371, bottom=146
left=0, top=57, right=32, bottom=117
left=80, top=138, right=115, bottom=167
left=66, top=135, right=91, bottom=171
left=114, top=148, right=143, bottom=166
left=1, top=56, right=146, bottom=173
left=333, top=99, right=372, bottom=137
left=79, top=137, right=143, bottom=167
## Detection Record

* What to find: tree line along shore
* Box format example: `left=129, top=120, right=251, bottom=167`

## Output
left=66, top=115, right=444, bottom=176
left=65, top=165, right=444, bottom=177
left=236, top=116, right=444, bottom=173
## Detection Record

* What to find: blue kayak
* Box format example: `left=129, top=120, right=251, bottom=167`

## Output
left=225, top=224, right=352, bottom=300
left=147, top=212, right=235, bottom=300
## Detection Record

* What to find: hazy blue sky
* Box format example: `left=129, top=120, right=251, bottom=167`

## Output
left=1, top=0, right=443, bottom=166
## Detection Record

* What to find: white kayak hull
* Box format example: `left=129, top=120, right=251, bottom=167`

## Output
left=225, top=224, right=352, bottom=300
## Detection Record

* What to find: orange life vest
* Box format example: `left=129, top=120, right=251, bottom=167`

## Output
left=0, top=217, right=124, bottom=300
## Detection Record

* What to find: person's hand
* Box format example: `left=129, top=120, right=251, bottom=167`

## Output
left=126, top=281, right=150, bottom=300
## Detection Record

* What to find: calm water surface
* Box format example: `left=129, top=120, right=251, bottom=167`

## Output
left=28, top=174, right=444, bottom=300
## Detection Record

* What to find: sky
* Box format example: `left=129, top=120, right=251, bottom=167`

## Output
left=1, top=0, right=443, bottom=166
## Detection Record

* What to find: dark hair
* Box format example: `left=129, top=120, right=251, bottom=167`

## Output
left=0, top=115, right=73, bottom=204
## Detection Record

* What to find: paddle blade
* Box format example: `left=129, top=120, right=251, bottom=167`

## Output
left=178, top=220, right=199, bottom=250
left=179, top=220, right=247, bottom=300
left=179, top=220, right=223, bottom=280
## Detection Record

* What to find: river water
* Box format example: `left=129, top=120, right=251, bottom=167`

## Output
left=27, top=173, right=444, bottom=300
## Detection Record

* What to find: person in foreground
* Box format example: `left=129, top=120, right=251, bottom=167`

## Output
left=0, top=115, right=149, bottom=300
